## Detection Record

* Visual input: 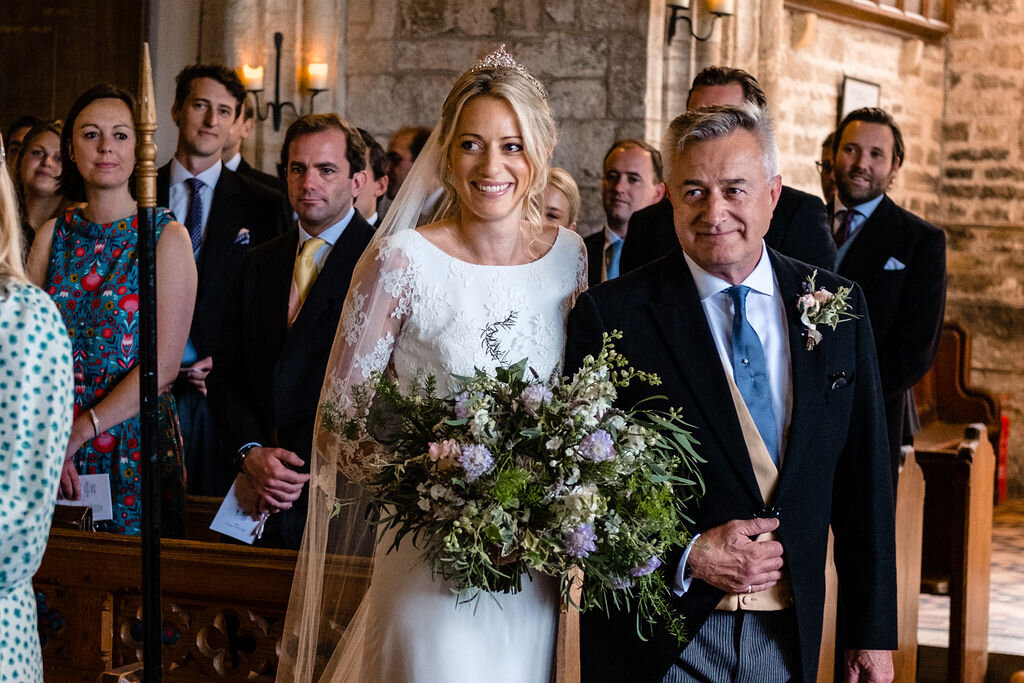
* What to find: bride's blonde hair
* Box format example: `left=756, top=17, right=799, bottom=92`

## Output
left=433, top=60, right=556, bottom=234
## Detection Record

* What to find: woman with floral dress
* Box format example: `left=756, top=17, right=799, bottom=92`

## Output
left=27, top=84, right=197, bottom=536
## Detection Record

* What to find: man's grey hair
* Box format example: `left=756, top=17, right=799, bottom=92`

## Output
left=661, top=104, right=780, bottom=186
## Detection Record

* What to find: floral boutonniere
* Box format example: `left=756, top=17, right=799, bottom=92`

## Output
left=797, top=270, right=858, bottom=350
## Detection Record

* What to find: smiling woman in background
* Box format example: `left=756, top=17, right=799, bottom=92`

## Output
left=27, top=84, right=198, bottom=536
left=15, top=120, right=71, bottom=251
left=0, top=128, right=74, bottom=683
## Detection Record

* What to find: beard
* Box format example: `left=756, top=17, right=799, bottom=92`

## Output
left=835, top=167, right=889, bottom=206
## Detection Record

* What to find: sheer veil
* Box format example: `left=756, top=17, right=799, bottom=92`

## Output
left=274, top=124, right=445, bottom=683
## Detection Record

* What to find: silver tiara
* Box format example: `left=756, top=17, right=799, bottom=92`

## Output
left=470, top=44, right=546, bottom=99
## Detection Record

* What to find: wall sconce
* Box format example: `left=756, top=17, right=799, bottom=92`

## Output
left=241, top=32, right=330, bottom=131
left=667, top=0, right=735, bottom=44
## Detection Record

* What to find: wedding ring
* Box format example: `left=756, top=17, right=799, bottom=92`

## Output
left=746, top=585, right=752, bottom=594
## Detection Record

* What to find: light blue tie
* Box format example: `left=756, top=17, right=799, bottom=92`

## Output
left=726, top=285, right=779, bottom=465
left=605, top=239, right=623, bottom=280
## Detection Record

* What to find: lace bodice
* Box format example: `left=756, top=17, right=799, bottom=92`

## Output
left=316, top=227, right=587, bottom=483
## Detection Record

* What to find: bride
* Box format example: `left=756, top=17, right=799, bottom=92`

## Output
left=276, top=48, right=587, bottom=682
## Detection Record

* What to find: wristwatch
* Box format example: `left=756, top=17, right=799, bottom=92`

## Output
left=234, top=442, right=261, bottom=472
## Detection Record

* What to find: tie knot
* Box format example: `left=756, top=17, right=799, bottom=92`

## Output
left=299, top=237, right=326, bottom=260
left=185, top=177, right=205, bottom=195
left=726, top=285, right=751, bottom=314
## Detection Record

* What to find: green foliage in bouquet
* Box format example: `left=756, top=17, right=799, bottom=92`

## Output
left=325, top=331, right=705, bottom=643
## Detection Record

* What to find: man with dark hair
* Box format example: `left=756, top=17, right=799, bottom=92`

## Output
left=209, top=113, right=375, bottom=549
left=158, top=62, right=289, bottom=495
left=586, top=138, right=665, bottom=285
left=688, top=65, right=769, bottom=109
left=355, top=127, right=389, bottom=227
left=619, top=66, right=836, bottom=274
left=831, top=106, right=946, bottom=485
left=571, top=104, right=897, bottom=683
left=385, top=125, right=432, bottom=200
left=222, top=96, right=284, bottom=192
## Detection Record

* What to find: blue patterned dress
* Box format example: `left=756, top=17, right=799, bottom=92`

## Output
left=0, top=281, right=73, bottom=683
left=43, top=208, right=186, bottom=536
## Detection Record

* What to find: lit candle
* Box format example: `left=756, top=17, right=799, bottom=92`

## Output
left=707, top=0, right=735, bottom=15
left=242, top=64, right=264, bottom=91
left=308, top=63, right=329, bottom=91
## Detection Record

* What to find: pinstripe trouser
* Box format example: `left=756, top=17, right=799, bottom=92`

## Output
left=661, top=609, right=799, bottom=683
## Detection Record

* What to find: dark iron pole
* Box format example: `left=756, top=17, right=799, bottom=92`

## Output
left=135, top=42, right=163, bottom=682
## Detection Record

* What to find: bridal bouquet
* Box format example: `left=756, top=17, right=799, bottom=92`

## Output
left=331, top=331, right=704, bottom=641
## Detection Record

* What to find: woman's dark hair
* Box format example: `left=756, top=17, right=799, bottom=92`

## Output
left=15, top=120, right=63, bottom=211
left=59, top=84, right=137, bottom=203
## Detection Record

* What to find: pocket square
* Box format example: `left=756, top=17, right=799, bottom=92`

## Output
left=234, top=228, right=251, bottom=246
left=883, top=256, right=905, bottom=271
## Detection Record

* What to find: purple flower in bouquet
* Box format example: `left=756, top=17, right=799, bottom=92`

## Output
left=454, top=392, right=473, bottom=419
left=564, top=522, right=598, bottom=558
left=457, top=444, right=494, bottom=482
left=579, top=429, right=615, bottom=463
left=629, top=556, right=662, bottom=577
left=520, top=384, right=553, bottom=411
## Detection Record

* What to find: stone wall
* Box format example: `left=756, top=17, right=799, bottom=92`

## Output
left=345, top=0, right=660, bottom=234
left=940, top=0, right=1024, bottom=495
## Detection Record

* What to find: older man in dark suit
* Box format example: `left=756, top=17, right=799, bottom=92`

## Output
left=208, top=113, right=374, bottom=549
left=619, top=66, right=835, bottom=275
left=568, top=105, right=896, bottom=683
left=831, top=107, right=946, bottom=486
left=157, top=63, right=289, bottom=495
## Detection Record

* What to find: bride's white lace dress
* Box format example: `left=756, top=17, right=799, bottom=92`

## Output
left=318, top=226, right=587, bottom=682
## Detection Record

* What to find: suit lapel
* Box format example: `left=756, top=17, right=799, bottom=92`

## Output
left=770, top=251, right=827, bottom=499
left=838, top=195, right=899, bottom=275
left=647, top=253, right=763, bottom=503
left=257, top=231, right=297, bottom=361
left=199, top=170, right=244, bottom=277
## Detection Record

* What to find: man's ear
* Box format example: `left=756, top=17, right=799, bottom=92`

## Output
left=653, top=182, right=666, bottom=203
left=350, top=169, right=368, bottom=196
left=768, top=174, right=782, bottom=213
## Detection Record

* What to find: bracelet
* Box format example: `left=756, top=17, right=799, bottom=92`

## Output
left=88, top=408, right=101, bottom=438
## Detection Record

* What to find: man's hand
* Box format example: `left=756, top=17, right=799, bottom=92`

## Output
left=179, top=356, right=214, bottom=395
left=843, top=649, right=894, bottom=683
left=687, top=517, right=784, bottom=593
left=58, top=458, right=81, bottom=500
left=242, top=447, right=311, bottom=511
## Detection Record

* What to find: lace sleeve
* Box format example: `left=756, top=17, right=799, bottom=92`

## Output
left=314, top=238, right=414, bottom=485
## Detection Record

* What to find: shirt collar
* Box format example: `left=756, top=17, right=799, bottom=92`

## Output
left=838, top=192, right=885, bottom=221
left=224, top=152, right=242, bottom=172
left=683, top=241, right=775, bottom=302
left=603, top=224, right=624, bottom=247
left=298, top=206, right=355, bottom=247
left=170, top=157, right=223, bottom=188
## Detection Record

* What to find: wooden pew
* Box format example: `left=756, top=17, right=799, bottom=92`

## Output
left=913, top=321, right=999, bottom=683
left=34, top=529, right=370, bottom=682
left=916, top=425, right=994, bottom=683
left=816, top=446, right=925, bottom=683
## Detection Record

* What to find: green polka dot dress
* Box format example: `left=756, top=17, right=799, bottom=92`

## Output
left=0, top=280, right=73, bottom=683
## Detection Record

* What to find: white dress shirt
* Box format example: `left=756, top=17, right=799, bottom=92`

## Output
left=674, top=242, right=793, bottom=594
left=224, top=152, right=242, bottom=172
left=168, top=158, right=223, bottom=249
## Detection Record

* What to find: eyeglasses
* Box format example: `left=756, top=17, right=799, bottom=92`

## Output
left=815, top=160, right=833, bottom=174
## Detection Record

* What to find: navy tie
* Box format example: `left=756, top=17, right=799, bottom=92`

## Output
left=185, top=177, right=205, bottom=255
left=726, top=285, right=779, bottom=465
